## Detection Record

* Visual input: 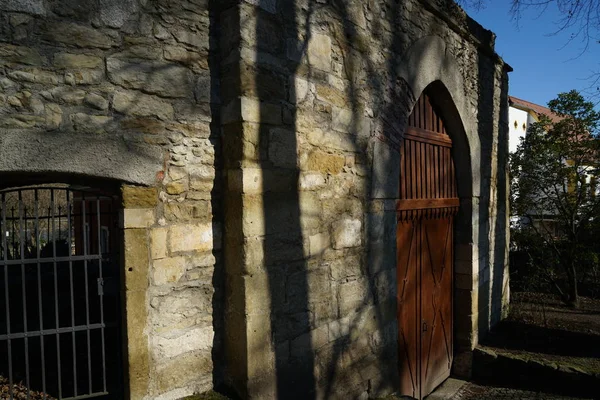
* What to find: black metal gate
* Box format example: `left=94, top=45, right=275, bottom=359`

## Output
left=0, top=186, right=123, bottom=400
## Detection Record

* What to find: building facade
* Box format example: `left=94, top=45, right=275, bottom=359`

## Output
left=0, top=0, right=510, bottom=399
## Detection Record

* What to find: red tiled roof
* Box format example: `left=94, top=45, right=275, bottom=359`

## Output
left=509, top=95, right=563, bottom=123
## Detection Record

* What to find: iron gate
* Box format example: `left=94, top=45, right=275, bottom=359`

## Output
left=0, top=186, right=123, bottom=400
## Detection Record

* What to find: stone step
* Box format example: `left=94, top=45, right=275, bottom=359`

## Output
left=472, top=347, right=600, bottom=398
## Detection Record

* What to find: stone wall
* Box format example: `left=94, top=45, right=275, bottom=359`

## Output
left=220, top=0, right=510, bottom=398
left=0, top=0, right=510, bottom=399
left=0, top=0, right=222, bottom=399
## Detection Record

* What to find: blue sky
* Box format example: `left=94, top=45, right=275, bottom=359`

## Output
left=463, top=2, right=600, bottom=108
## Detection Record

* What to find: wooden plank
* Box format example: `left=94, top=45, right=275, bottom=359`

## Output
left=428, top=144, right=434, bottom=200
left=434, top=146, right=440, bottom=198
left=451, top=155, right=457, bottom=197
left=420, top=142, right=426, bottom=199
left=400, top=139, right=407, bottom=199
left=405, top=127, right=452, bottom=147
left=396, top=198, right=460, bottom=211
left=410, top=140, right=415, bottom=199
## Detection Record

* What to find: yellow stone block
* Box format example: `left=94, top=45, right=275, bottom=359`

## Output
left=307, top=151, right=345, bottom=174
left=122, top=185, right=158, bottom=208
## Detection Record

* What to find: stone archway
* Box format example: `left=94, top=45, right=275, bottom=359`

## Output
left=396, top=36, right=480, bottom=379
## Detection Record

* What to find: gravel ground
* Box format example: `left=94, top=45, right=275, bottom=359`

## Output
left=452, top=382, right=594, bottom=400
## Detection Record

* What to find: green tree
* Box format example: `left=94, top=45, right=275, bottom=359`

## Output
left=511, top=90, right=600, bottom=307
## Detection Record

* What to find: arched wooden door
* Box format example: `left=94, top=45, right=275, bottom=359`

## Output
left=397, top=92, right=458, bottom=399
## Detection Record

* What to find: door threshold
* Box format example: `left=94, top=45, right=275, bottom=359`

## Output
left=425, top=378, right=468, bottom=399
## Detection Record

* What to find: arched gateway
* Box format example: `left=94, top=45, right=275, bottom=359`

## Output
left=397, top=90, right=458, bottom=399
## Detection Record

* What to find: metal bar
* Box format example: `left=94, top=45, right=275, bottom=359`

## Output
left=51, top=190, right=63, bottom=399
left=67, top=191, right=78, bottom=397
left=0, top=187, right=113, bottom=197
left=18, top=191, right=31, bottom=400
left=12, top=207, right=16, bottom=260
left=2, top=193, right=15, bottom=400
left=35, top=189, right=48, bottom=400
left=0, top=322, right=111, bottom=340
left=62, top=391, right=110, bottom=400
left=95, top=197, right=107, bottom=393
left=1, top=211, right=114, bottom=223
left=0, top=254, right=103, bottom=266
left=83, top=195, right=93, bottom=395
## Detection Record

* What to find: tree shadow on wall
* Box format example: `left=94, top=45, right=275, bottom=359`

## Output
left=249, top=0, right=412, bottom=398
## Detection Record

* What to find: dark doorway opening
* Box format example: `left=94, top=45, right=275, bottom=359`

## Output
left=0, top=185, right=123, bottom=400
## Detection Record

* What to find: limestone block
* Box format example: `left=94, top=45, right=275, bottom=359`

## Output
left=194, top=70, right=213, bottom=103
left=44, top=103, right=62, bottom=130
left=332, top=107, right=353, bottom=133
left=153, top=326, right=214, bottom=360
left=9, top=69, right=61, bottom=85
left=169, top=223, right=213, bottom=253
left=306, top=128, right=355, bottom=152
left=113, top=90, right=175, bottom=121
left=348, top=2, right=367, bottom=30
left=371, top=139, right=400, bottom=199
left=153, top=256, right=186, bottom=285
left=291, top=76, right=310, bottom=103
left=172, top=28, right=210, bottom=50
left=322, top=198, right=362, bottom=222
left=123, top=229, right=150, bottom=292
left=328, top=316, right=351, bottom=342
left=307, top=33, right=332, bottom=72
left=234, top=97, right=282, bottom=125
left=330, top=254, right=362, bottom=281
left=165, top=181, right=187, bottom=195
left=298, top=192, right=321, bottom=231
left=84, top=93, right=109, bottom=110
left=122, top=185, right=158, bottom=208
left=241, top=195, right=265, bottom=237
left=70, top=113, right=113, bottom=132
left=227, top=168, right=258, bottom=194
left=0, top=44, right=44, bottom=65
left=307, top=151, right=345, bottom=174
left=150, top=287, right=212, bottom=331
left=107, top=57, right=192, bottom=98
left=151, top=227, right=168, bottom=260
left=316, top=84, right=347, bottom=108
left=299, top=173, right=326, bottom=190
left=244, top=272, right=278, bottom=315
left=98, top=0, right=139, bottom=28
left=338, top=278, right=368, bottom=314
left=0, top=0, right=45, bottom=15
left=164, top=46, right=209, bottom=71
left=290, top=324, right=328, bottom=360
left=164, top=202, right=211, bottom=222
left=54, top=53, right=103, bottom=69
left=44, top=22, right=118, bottom=49
left=114, top=44, right=162, bottom=60
left=122, top=208, right=155, bottom=229
left=64, top=69, right=104, bottom=85
left=269, top=128, right=297, bottom=168
left=309, top=232, right=330, bottom=257
left=332, top=218, right=362, bottom=249
left=155, top=350, right=213, bottom=394
left=125, top=290, right=149, bottom=399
